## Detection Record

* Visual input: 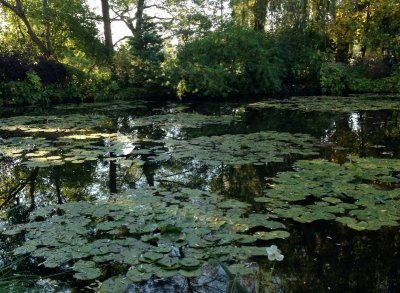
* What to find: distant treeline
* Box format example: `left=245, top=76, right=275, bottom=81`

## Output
left=0, top=0, right=399, bottom=105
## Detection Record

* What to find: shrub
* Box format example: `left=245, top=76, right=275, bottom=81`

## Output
left=33, top=58, right=68, bottom=85
left=367, top=60, right=392, bottom=79
left=0, top=51, right=30, bottom=82
left=320, top=62, right=348, bottom=95
left=113, top=21, right=167, bottom=99
left=0, top=51, right=80, bottom=105
left=348, top=71, right=400, bottom=94
left=169, top=25, right=285, bottom=99
left=276, top=28, right=332, bottom=95
left=0, top=70, right=43, bottom=105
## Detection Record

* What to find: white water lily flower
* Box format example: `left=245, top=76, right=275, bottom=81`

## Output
left=266, top=245, right=284, bottom=261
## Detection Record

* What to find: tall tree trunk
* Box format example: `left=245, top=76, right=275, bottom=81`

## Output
left=101, top=0, right=113, bottom=55
left=135, top=0, right=145, bottom=33
left=253, top=0, right=268, bottom=31
left=300, top=0, right=308, bottom=32
left=336, top=42, right=350, bottom=63
left=360, top=1, right=371, bottom=57
left=43, top=0, right=54, bottom=57
left=0, top=0, right=54, bottom=58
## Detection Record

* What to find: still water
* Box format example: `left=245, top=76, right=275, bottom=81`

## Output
left=0, top=97, right=399, bottom=292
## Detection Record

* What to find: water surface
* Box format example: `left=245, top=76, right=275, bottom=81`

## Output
left=0, top=98, right=399, bottom=292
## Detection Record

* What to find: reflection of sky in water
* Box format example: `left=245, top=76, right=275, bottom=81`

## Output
left=321, top=122, right=336, bottom=143
left=86, top=161, right=109, bottom=200
left=1, top=101, right=400, bottom=292
left=163, top=125, right=182, bottom=139
left=155, top=159, right=221, bottom=191
left=125, top=116, right=139, bottom=129
left=117, top=134, right=136, bottom=154
left=348, top=112, right=361, bottom=132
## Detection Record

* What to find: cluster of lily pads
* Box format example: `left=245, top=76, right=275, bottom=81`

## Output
left=4, top=98, right=400, bottom=291
left=0, top=109, right=319, bottom=170
left=2, top=187, right=289, bottom=292
left=256, top=156, right=400, bottom=230
left=248, top=96, right=400, bottom=112
left=149, top=131, right=319, bottom=166
left=0, top=108, right=236, bottom=137
left=127, top=112, right=238, bottom=129
left=0, top=133, right=147, bottom=168
left=52, top=100, right=149, bottom=113
left=0, top=107, right=240, bottom=168
left=0, top=114, right=113, bottom=135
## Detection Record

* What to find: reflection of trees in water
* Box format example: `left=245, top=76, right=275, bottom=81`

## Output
left=2, top=104, right=400, bottom=292
left=242, top=108, right=336, bottom=137
left=150, top=158, right=298, bottom=203
left=325, top=111, right=400, bottom=160
left=125, top=262, right=292, bottom=293
left=0, top=159, right=101, bottom=213
left=274, top=222, right=400, bottom=292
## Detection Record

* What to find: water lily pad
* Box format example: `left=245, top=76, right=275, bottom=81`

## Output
left=126, top=269, right=153, bottom=282
left=248, top=96, right=400, bottom=113
left=264, top=157, right=400, bottom=230
left=141, top=252, right=164, bottom=262
left=179, top=257, right=201, bottom=268
left=74, top=267, right=102, bottom=280
left=179, top=268, right=202, bottom=278
left=228, top=263, right=254, bottom=275
left=99, top=277, right=130, bottom=293
left=254, top=230, right=290, bottom=240
left=3, top=187, right=289, bottom=285
left=14, top=244, right=37, bottom=255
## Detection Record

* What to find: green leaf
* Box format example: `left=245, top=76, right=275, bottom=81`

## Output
left=99, top=277, right=130, bottom=293
left=254, top=230, right=290, bottom=240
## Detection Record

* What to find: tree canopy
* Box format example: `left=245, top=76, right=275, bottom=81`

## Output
left=0, top=0, right=399, bottom=104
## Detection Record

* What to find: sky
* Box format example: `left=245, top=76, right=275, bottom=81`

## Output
left=0, top=1, right=131, bottom=44
left=88, top=0, right=132, bottom=45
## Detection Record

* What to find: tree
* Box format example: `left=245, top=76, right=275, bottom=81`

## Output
left=109, top=0, right=149, bottom=40
left=0, top=0, right=104, bottom=60
left=0, top=0, right=54, bottom=57
left=101, top=0, right=114, bottom=55
left=109, top=0, right=231, bottom=45
left=252, top=0, right=268, bottom=31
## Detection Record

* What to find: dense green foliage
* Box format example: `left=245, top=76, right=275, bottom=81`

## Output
left=1, top=1, right=400, bottom=289
left=0, top=0, right=399, bottom=104
left=169, top=26, right=285, bottom=98
left=320, top=62, right=348, bottom=95
left=0, top=52, right=118, bottom=105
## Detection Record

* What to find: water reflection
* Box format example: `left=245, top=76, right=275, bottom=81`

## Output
left=1, top=100, right=400, bottom=292
left=349, top=112, right=361, bottom=132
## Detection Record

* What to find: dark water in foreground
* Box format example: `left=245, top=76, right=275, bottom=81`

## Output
left=0, top=98, right=399, bottom=292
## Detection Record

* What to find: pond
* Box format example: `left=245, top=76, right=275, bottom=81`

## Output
left=0, top=96, right=399, bottom=292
